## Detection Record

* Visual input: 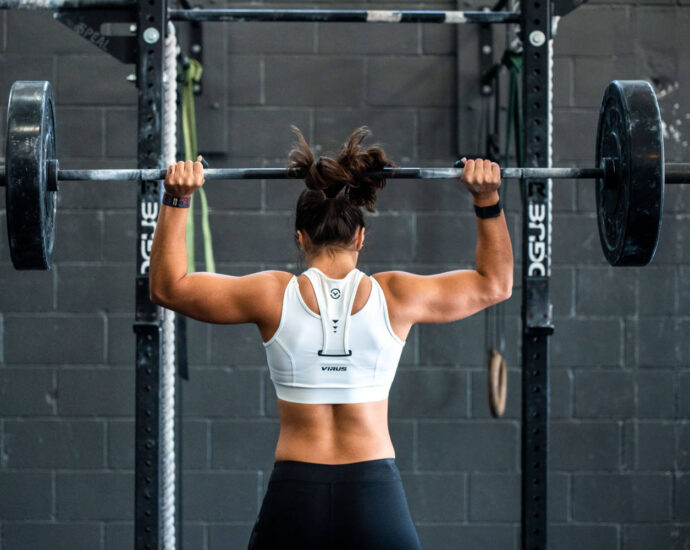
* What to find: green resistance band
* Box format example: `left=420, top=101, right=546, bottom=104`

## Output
left=182, top=58, right=216, bottom=274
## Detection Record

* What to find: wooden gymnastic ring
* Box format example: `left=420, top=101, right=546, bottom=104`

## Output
left=488, top=348, right=507, bottom=418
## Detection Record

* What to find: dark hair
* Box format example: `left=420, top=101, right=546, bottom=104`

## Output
left=287, top=126, right=394, bottom=254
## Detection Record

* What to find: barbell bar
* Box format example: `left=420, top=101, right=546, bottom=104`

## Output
left=3, top=80, right=684, bottom=270
left=3, top=163, right=690, bottom=185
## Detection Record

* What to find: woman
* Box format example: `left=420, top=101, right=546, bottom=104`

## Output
left=150, top=127, right=513, bottom=550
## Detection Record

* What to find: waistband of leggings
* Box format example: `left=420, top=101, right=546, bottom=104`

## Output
left=269, top=458, right=401, bottom=483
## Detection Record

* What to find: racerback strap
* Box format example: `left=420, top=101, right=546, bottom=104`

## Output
left=303, top=267, right=364, bottom=357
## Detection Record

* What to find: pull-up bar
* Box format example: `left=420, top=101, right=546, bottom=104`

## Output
left=0, top=0, right=521, bottom=24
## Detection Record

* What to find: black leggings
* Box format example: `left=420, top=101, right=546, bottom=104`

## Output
left=247, top=458, right=422, bottom=550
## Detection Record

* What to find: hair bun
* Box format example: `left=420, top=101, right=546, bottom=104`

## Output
left=335, top=126, right=392, bottom=212
left=286, top=127, right=326, bottom=194
left=286, top=125, right=394, bottom=212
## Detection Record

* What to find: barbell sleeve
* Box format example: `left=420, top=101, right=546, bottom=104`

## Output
left=662, top=163, right=690, bottom=184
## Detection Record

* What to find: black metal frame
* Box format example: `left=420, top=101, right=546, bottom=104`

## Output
left=19, top=1, right=585, bottom=548
left=54, top=7, right=138, bottom=63
left=520, top=2, right=553, bottom=549
left=177, top=0, right=203, bottom=95
left=132, top=0, right=166, bottom=548
left=478, top=18, right=501, bottom=162
left=479, top=19, right=494, bottom=98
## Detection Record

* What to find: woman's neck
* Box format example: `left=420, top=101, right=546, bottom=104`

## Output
left=306, top=250, right=359, bottom=279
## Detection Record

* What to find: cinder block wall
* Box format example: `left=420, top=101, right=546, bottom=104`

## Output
left=0, top=2, right=689, bottom=549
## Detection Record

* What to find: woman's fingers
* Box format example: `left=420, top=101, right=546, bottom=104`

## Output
left=474, top=159, right=484, bottom=185
left=474, top=164, right=484, bottom=185
left=193, top=155, right=205, bottom=183
left=462, top=158, right=475, bottom=182
left=461, top=158, right=501, bottom=184
left=459, top=157, right=502, bottom=197
left=164, top=157, right=205, bottom=196
left=491, top=162, right=501, bottom=182
left=176, top=160, right=186, bottom=180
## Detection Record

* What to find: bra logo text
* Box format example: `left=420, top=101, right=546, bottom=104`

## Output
left=321, top=366, right=347, bottom=371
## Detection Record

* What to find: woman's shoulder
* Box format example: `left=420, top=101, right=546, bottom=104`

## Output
left=239, top=270, right=295, bottom=304
left=263, top=270, right=296, bottom=281
left=370, top=270, right=423, bottom=309
left=261, top=270, right=296, bottom=292
left=370, top=271, right=405, bottom=303
left=248, top=270, right=295, bottom=319
left=370, top=270, right=407, bottom=290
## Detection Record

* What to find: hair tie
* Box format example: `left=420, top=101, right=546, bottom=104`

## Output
left=323, top=182, right=347, bottom=199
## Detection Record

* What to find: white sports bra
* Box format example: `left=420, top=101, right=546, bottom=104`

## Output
left=263, top=267, right=405, bottom=404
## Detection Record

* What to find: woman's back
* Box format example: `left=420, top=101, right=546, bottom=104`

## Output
left=258, top=267, right=411, bottom=464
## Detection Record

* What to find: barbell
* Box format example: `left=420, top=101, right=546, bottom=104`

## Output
left=2, top=79, right=688, bottom=270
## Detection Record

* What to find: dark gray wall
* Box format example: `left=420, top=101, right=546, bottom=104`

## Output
left=1, top=2, right=689, bottom=549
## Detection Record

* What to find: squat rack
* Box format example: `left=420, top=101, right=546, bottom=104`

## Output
left=0, top=0, right=584, bottom=548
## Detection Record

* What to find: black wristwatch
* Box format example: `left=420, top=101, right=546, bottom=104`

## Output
left=473, top=201, right=502, bottom=219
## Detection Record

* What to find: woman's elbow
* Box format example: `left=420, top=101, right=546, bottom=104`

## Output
left=497, top=263, right=514, bottom=301
left=149, top=288, right=165, bottom=307
left=149, top=281, right=172, bottom=307
left=150, top=277, right=188, bottom=309
left=488, top=277, right=513, bottom=304
left=497, top=282, right=512, bottom=302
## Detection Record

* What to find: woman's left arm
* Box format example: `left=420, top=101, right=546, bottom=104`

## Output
left=149, top=157, right=283, bottom=325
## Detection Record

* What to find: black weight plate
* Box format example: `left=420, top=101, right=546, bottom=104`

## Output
left=6, top=81, right=57, bottom=270
left=595, top=80, right=664, bottom=266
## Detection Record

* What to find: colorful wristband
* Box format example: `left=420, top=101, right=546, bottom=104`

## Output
left=162, top=192, right=191, bottom=208
left=473, top=201, right=502, bottom=219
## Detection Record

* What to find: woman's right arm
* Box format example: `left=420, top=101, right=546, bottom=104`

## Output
left=375, top=158, right=513, bottom=325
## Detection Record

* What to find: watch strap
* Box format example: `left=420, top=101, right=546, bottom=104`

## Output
left=473, top=201, right=502, bottom=219
left=163, top=192, right=191, bottom=208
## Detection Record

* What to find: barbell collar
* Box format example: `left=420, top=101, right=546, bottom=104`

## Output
left=47, top=159, right=59, bottom=192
